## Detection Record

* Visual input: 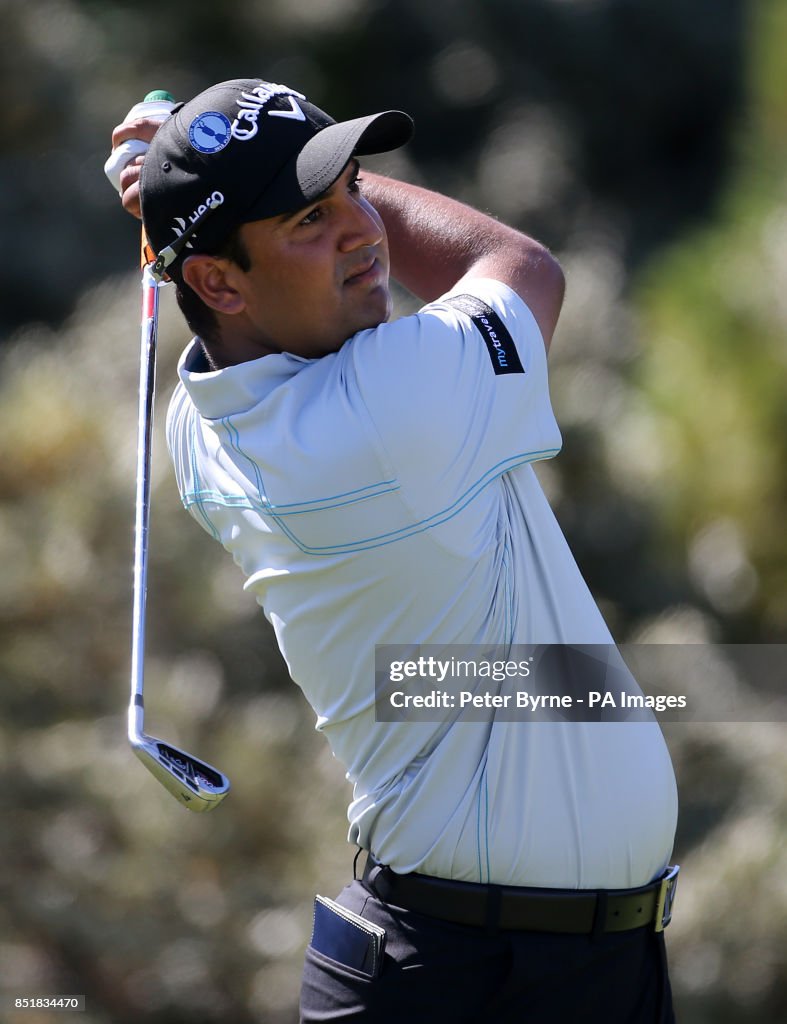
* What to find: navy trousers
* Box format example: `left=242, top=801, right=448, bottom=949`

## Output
left=300, top=880, right=675, bottom=1023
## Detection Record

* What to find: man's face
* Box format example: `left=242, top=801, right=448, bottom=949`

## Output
left=229, top=160, right=392, bottom=360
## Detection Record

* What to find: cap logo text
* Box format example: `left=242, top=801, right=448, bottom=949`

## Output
left=231, top=83, right=307, bottom=141
left=170, top=190, right=225, bottom=248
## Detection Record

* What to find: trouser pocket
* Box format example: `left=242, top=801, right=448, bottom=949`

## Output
left=309, top=894, right=387, bottom=979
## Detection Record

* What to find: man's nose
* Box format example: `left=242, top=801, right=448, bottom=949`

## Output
left=338, top=196, right=384, bottom=252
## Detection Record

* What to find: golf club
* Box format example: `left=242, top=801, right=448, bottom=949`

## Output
left=126, top=104, right=231, bottom=810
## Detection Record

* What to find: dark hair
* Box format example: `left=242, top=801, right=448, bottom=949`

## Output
left=174, top=227, right=252, bottom=347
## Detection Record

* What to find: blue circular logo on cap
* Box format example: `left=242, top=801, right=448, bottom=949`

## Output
left=188, top=112, right=232, bottom=154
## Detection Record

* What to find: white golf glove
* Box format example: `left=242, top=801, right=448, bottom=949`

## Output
left=104, top=97, right=175, bottom=195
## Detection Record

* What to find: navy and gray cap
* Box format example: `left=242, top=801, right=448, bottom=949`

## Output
left=140, top=78, right=413, bottom=280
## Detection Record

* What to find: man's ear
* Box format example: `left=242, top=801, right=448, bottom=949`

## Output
left=181, top=254, right=246, bottom=315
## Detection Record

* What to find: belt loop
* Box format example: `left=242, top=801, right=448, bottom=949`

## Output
left=485, top=885, right=502, bottom=935
left=591, top=890, right=608, bottom=942
left=363, top=854, right=391, bottom=901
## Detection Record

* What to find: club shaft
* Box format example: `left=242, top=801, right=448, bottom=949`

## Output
left=129, top=265, right=160, bottom=742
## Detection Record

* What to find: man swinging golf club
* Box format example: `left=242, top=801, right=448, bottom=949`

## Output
left=108, top=77, right=679, bottom=1022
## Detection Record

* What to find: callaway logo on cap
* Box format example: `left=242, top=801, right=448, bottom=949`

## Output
left=139, top=78, right=413, bottom=280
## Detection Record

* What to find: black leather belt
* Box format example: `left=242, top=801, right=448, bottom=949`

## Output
left=362, top=856, right=679, bottom=935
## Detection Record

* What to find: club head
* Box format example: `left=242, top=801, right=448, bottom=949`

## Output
left=131, top=733, right=230, bottom=812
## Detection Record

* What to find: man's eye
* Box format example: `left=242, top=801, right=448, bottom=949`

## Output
left=349, top=174, right=363, bottom=193
left=300, top=206, right=322, bottom=225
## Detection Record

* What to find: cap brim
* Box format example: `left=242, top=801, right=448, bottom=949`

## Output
left=245, top=110, right=413, bottom=222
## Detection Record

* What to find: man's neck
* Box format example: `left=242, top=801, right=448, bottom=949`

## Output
left=199, top=338, right=222, bottom=371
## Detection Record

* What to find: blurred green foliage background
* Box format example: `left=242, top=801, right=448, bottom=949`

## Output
left=1, top=0, right=785, bottom=1021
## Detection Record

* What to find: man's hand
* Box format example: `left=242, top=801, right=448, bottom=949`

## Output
left=107, top=118, right=161, bottom=219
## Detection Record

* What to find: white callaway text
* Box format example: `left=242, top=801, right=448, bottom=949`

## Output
left=232, top=83, right=307, bottom=141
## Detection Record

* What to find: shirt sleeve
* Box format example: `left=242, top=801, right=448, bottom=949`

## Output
left=347, top=278, right=562, bottom=511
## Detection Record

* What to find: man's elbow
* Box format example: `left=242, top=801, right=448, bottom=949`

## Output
left=533, top=244, right=565, bottom=302
left=517, top=244, right=565, bottom=349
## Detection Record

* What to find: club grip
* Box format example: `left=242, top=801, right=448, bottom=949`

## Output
left=104, top=90, right=176, bottom=193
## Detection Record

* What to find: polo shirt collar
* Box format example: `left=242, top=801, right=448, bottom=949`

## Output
left=177, top=338, right=314, bottom=419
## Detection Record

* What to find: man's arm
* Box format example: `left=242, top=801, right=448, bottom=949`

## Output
left=361, top=171, right=565, bottom=349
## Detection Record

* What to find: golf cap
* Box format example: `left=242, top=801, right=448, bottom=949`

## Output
left=140, top=78, right=413, bottom=280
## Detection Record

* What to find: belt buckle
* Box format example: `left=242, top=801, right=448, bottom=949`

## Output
left=654, top=865, right=680, bottom=932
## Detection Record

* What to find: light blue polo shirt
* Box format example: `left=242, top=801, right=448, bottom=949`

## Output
left=166, top=278, right=677, bottom=889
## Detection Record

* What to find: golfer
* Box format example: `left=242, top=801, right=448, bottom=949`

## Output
left=109, top=78, right=679, bottom=1022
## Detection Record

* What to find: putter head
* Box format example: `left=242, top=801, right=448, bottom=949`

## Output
left=131, top=733, right=230, bottom=812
